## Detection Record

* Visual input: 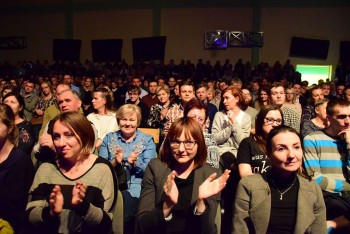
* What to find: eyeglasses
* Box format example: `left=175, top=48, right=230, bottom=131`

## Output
left=188, top=115, right=206, bottom=124
left=170, top=139, right=197, bottom=149
left=264, top=117, right=283, bottom=125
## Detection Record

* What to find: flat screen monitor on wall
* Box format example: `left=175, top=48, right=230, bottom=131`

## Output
left=290, top=37, right=330, bottom=60
left=132, top=36, right=166, bottom=61
left=296, top=64, right=332, bottom=86
left=53, top=39, right=81, bottom=61
left=91, top=39, right=123, bottom=62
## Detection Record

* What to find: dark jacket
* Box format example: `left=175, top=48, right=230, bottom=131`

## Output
left=136, top=158, right=221, bottom=234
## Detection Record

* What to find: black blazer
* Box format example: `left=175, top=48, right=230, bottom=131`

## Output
left=136, top=158, right=221, bottom=234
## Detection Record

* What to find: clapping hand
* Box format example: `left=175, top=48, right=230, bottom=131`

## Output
left=72, top=181, right=87, bottom=207
left=162, top=171, right=179, bottom=217
left=163, top=171, right=179, bottom=206
left=198, top=169, right=231, bottom=200
left=114, top=146, right=123, bottom=165
left=49, top=185, right=64, bottom=216
left=128, top=150, right=140, bottom=166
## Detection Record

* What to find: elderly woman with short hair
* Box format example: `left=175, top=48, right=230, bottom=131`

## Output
left=99, top=104, right=157, bottom=234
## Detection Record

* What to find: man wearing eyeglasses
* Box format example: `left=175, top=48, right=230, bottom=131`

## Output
left=270, top=82, right=301, bottom=133
left=303, top=98, right=350, bottom=232
left=126, top=85, right=149, bottom=128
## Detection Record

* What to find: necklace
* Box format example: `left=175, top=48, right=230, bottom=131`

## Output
left=271, top=177, right=297, bottom=200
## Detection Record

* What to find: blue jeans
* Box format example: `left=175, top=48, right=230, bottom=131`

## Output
left=122, top=190, right=139, bottom=234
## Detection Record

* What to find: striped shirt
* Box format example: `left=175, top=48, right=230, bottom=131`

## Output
left=303, top=130, right=350, bottom=193
left=26, top=157, right=118, bottom=233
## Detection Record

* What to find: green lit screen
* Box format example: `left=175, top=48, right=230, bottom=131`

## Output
left=296, top=65, right=332, bottom=86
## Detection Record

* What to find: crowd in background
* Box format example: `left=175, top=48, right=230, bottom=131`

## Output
left=2, top=57, right=350, bottom=233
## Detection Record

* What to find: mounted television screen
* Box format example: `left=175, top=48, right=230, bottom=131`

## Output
left=132, top=36, right=166, bottom=61
left=290, top=37, right=329, bottom=60
left=91, top=39, right=123, bottom=62
left=53, top=39, right=81, bottom=61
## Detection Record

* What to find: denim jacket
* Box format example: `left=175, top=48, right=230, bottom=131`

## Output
left=99, top=129, right=156, bottom=198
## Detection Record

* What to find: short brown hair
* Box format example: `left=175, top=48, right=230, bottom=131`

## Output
left=128, top=85, right=141, bottom=95
left=160, top=117, right=207, bottom=169
left=326, top=98, right=350, bottom=116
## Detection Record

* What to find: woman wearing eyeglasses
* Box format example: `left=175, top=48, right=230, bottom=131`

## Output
left=237, top=105, right=284, bottom=178
left=136, top=117, right=230, bottom=234
left=233, top=126, right=326, bottom=233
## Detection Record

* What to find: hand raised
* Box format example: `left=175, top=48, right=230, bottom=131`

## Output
left=127, top=150, right=140, bottom=166
left=115, top=146, right=123, bottom=165
left=72, top=181, right=87, bottom=207
left=49, top=185, right=64, bottom=216
left=226, top=110, right=236, bottom=125
left=198, top=169, right=230, bottom=200
left=163, top=171, right=179, bottom=207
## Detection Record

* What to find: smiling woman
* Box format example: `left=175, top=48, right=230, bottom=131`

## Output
left=26, top=112, right=118, bottom=233
left=99, top=104, right=157, bottom=234
left=136, top=117, right=230, bottom=234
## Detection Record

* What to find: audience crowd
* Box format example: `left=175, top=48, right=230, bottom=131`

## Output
left=1, top=57, right=350, bottom=233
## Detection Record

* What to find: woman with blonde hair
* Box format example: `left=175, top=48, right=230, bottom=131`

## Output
left=99, top=104, right=156, bottom=234
left=207, top=86, right=220, bottom=110
left=147, top=85, right=171, bottom=141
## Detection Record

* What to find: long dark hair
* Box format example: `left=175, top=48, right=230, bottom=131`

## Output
left=254, top=105, right=284, bottom=154
left=266, top=125, right=312, bottom=180
left=257, top=86, right=271, bottom=106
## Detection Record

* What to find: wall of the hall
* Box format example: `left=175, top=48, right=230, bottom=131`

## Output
left=0, top=6, right=349, bottom=73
